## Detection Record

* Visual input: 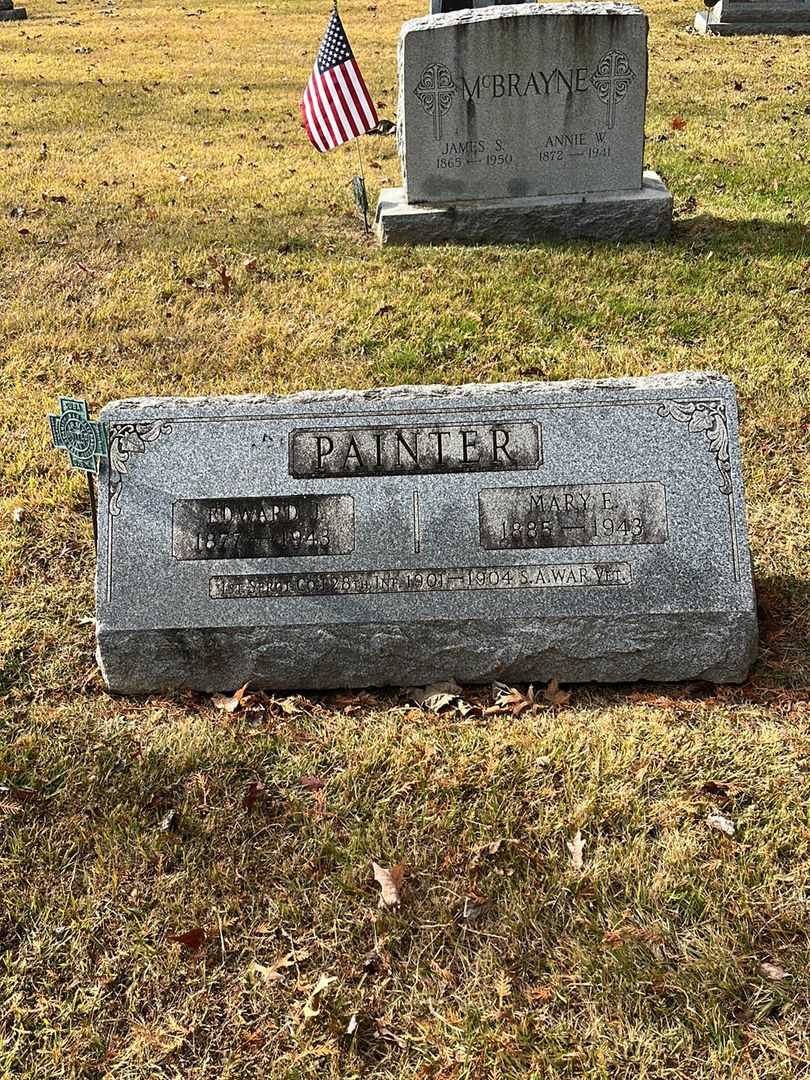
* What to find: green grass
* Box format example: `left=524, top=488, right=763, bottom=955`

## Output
left=1, top=0, right=809, bottom=1076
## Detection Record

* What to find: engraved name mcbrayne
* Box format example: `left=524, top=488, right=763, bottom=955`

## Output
left=172, top=495, right=355, bottom=560
left=289, top=421, right=541, bottom=479
left=479, top=482, right=668, bottom=549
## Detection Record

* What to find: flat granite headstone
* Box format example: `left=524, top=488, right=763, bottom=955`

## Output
left=695, top=1, right=810, bottom=34
left=375, top=2, right=673, bottom=244
left=96, top=372, right=757, bottom=694
left=0, top=0, right=27, bottom=21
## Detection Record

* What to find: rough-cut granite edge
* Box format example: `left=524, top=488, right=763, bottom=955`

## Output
left=405, top=2, right=645, bottom=35
left=100, top=370, right=732, bottom=418
left=97, top=610, right=759, bottom=694
left=375, top=174, right=672, bottom=246
left=694, top=10, right=810, bottom=33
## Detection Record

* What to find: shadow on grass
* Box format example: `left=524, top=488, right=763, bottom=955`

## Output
left=673, top=214, right=810, bottom=257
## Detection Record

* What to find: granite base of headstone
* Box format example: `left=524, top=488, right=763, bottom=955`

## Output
left=695, top=1, right=810, bottom=34
left=0, top=0, right=27, bottom=21
left=96, top=372, right=757, bottom=694
left=375, top=3, right=673, bottom=246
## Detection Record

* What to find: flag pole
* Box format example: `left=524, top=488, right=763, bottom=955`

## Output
left=334, top=0, right=370, bottom=233
left=87, top=473, right=98, bottom=550
left=353, top=136, right=370, bottom=233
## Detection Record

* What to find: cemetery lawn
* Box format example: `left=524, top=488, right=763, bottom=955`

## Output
left=1, top=0, right=808, bottom=1076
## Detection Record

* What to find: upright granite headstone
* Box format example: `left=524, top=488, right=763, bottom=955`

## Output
left=375, top=2, right=672, bottom=245
left=696, top=1, right=810, bottom=35
left=0, top=0, right=27, bottom=21
left=96, top=373, right=757, bottom=694
left=429, top=0, right=529, bottom=15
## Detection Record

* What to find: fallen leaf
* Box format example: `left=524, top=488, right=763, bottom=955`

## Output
left=495, top=971, right=512, bottom=1002
left=671, top=115, right=687, bottom=131
left=375, top=1021, right=407, bottom=1048
left=303, top=972, right=337, bottom=1018
left=249, top=952, right=298, bottom=984
left=567, top=830, right=585, bottom=871
left=707, top=812, right=735, bottom=837
left=212, top=682, right=250, bottom=713
left=759, top=961, right=789, bottom=981
left=542, top=678, right=571, bottom=707
left=372, top=861, right=405, bottom=909
left=275, top=695, right=304, bottom=716
left=243, top=779, right=267, bottom=813
left=409, top=680, right=462, bottom=712
left=490, top=682, right=538, bottom=716
left=168, top=927, right=206, bottom=951
left=300, top=775, right=326, bottom=792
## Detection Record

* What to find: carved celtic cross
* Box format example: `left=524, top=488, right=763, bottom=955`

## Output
left=590, top=50, right=635, bottom=130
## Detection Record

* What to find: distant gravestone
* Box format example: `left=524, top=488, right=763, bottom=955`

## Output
left=429, top=0, right=527, bottom=14
left=96, top=373, right=757, bottom=694
left=0, top=0, right=27, bottom=21
left=375, top=2, right=672, bottom=245
left=696, top=1, right=810, bottom=34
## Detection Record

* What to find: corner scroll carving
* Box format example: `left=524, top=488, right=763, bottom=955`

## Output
left=108, top=421, right=173, bottom=516
left=657, top=401, right=732, bottom=495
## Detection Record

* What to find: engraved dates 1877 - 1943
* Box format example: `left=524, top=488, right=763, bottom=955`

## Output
left=172, top=495, right=355, bottom=560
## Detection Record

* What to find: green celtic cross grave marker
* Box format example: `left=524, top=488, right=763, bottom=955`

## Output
left=48, top=397, right=107, bottom=546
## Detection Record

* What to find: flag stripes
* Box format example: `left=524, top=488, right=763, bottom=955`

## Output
left=301, top=8, right=378, bottom=152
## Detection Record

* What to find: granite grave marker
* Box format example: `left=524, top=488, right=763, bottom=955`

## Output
left=695, top=1, right=810, bottom=35
left=96, top=372, right=757, bottom=694
left=375, top=2, right=673, bottom=244
left=0, top=0, right=27, bottom=21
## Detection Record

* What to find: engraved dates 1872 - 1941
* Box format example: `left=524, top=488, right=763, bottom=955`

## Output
left=172, top=495, right=355, bottom=560
left=479, top=482, right=668, bottom=549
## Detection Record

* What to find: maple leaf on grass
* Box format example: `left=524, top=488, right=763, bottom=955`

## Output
left=372, top=861, right=405, bottom=909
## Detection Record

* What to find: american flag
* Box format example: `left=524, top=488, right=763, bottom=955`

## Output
left=301, top=6, right=378, bottom=153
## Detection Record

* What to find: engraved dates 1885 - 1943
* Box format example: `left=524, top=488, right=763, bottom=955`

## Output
left=479, top=482, right=668, bottom=549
